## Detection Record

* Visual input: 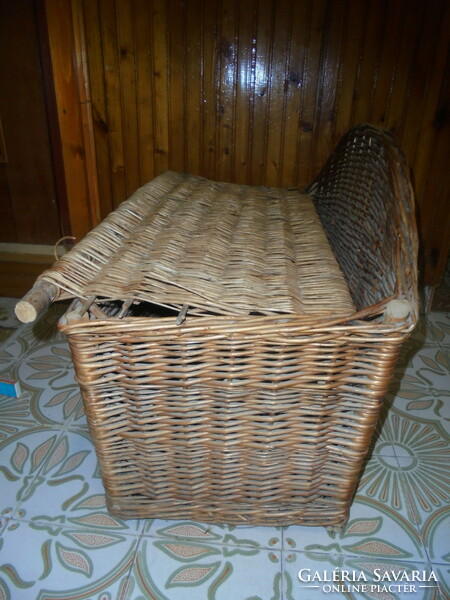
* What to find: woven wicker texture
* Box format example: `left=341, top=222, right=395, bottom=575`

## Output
left=28, top=124, right=418, bottom=527
left=64, top=313, right=406, bottom=525
left=37, top=175, right=355, bottom=317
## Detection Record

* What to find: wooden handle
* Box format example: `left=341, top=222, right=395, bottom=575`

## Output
left=384, top=298, right=411, bottom=322
left=15, top=280, right=59, bottom=323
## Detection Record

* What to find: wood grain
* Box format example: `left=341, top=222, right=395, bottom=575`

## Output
left=46, top=0, right=450, bottom=285
left=0, top=0, right=61, bottom=244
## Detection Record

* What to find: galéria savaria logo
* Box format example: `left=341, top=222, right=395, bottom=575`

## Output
left=297, top=569, right=439, bottom=594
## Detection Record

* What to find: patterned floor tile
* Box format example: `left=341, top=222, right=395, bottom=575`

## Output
left=282, top=447, right=428, bottom=565
left=283, top=493, right=426, bottom=561
left=130, top=536, right=282, bottom=600
left=0, top=343, right=85, bottom=429
left=386, top=350, right=450, bottom=419
left=0, top=392, right=38, bottom=443
left=1, top=298, right=449, bottom=599
left=425, top=313, right=450, bottom=348
left=0, top=298, right=21, bottom=344
left=283, top=552, right=441, bottom=600
left=2, top=427, right=144, bottom=538
left=420, top=506, right=450, bottom=569
left=0, top=518, right=137, bottom=600
left=143, top=518, right=283, bottom=550
left=433, top=562, right=450, bottom=599
left=0, top=426, right=67, bottom=516
left=373, top=408, right=450, bottom=531
left=0, top=302, right=68, bottom=363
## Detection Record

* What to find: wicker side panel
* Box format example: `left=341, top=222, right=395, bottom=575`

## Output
left=67, top=317, right=404, bottom=526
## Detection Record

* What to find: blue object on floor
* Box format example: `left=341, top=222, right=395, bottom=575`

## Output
left=0, top=378, right=21, bottom=398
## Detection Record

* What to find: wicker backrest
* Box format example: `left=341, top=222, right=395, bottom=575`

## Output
left=307, top=124, right=418, bottom=321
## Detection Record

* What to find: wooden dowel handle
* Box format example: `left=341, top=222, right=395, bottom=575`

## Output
left=15, top=280, right=59, bottom=323
left=384, top=298, right=410, bottom=322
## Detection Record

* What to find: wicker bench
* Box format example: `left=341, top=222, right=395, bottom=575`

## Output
left=17, top=124, right=418, bottom=527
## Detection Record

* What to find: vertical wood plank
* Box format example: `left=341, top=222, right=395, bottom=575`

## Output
left=98, top=0, right=127, bottom=208
left=333, top=0, right=369, bottom=139
left=200, top=0, right=220, bottom=179
left=184, top=0, right=204, bottom=175
left=133, top=0, right=155, bottom=184
left=71, top=0, right=101, bottom=226
left=296, top=0, right=327, bottom=185
left=352, top=0, right=386, bottom=126
left=116, top=0, right=140, bottom=195
left=151, top=0, right=170, bottom=174
left=45, top=0, right=92, bottom=240
left=167, top=0, right=186, bottom=173
left=233, top=0, right=257, bottom=184
left=264, top=0, right=292, bottom=187
left=249, top=0, right=275, bottom=185
left=83, top=0, right=114, bottom=219
left=400, top=0, right=445, bottom=165
left=0, top=0, right=61, bottom=243
left=0, top=166, right=17, bottom=242
left=217, top=0, right=238, bottom=182
left=313, top=0, right=347, bottom=171
left=280, top=0, right=310, bottom=186
left=370, top=0, right=406, bottom=127
left=383, top=0, right=424, bottom=138
left=412, top=0, right=450, bottom=203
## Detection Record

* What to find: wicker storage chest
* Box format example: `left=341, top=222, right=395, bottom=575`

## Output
left=17, top=125, right=418, bottom=527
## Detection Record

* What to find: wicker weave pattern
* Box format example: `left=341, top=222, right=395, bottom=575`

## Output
left=38, top=175, right=354, bottom=317
left=65, top=314, right=405, bottom=525
left=45, top=124, right=417, bottom=527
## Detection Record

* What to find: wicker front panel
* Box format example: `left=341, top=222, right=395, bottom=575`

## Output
left=66, top=315, right=404, bottom=526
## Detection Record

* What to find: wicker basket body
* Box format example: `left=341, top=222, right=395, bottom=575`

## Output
left=17, top=125, right=418, bottom=527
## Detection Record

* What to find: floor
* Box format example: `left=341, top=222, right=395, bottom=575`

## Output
left=0, top=293, right=449, bottom=600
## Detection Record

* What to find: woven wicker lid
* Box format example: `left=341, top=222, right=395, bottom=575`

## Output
left=37, top=171, right=355, bottom=318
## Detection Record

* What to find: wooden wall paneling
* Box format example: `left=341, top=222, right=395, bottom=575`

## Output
left=71, top=0, right=101, bottom=227
left=351, top=0, right=385, bottom=127
left=411, top=0, right=450, bottom=199
left=280, top=1, right=309, bottom=186
left=370, top=0, right=405, bottom=128
left=134, top=0, right=155, bottom=184
left=217, top=0, right=238, bottom=183
left=200, top=0, right=220, bottom=179
left=116, top=0, right=140, bottom=196
left=385, top=0, right=424, bottom=139
left=44, top=0, right=97, bottom=240
left=0, top=166, right=16, bottom=242
left=264, top=0, right=292, bottom=187
left=0, top=0, right=61, bottom=244
left=98, top=0, right=126, bottom=209
left=248, top=0, right=274, bottom=186
left=167, top=0, right=187, bottom=174
left=418, top=42, right=450, bottom=284
left=296, top=0, right=327, bottom=186
left=410, top=0, right=450, bottom=283
left=233, top=0, right=257, bottom=185
left=313, top=0, right=347, bottom=172
left=0, top=115, right=7, bottom=162
left=185, top=0, right=204, bottom=176
left=333, top=0, right=368, bottom=140
left=83, top=0, right=114, bottom=219
left=400, top=0, right=445, bottom=166
left=151, top=0, right=170, bottom=176
left=58, top=0, right=449, bottom=285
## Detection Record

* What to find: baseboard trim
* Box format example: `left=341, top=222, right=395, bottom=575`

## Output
left=0, top=246, right=56, bottom=298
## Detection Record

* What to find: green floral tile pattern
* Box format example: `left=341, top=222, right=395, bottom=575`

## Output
left=0, top=297, right=448, bottom=599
